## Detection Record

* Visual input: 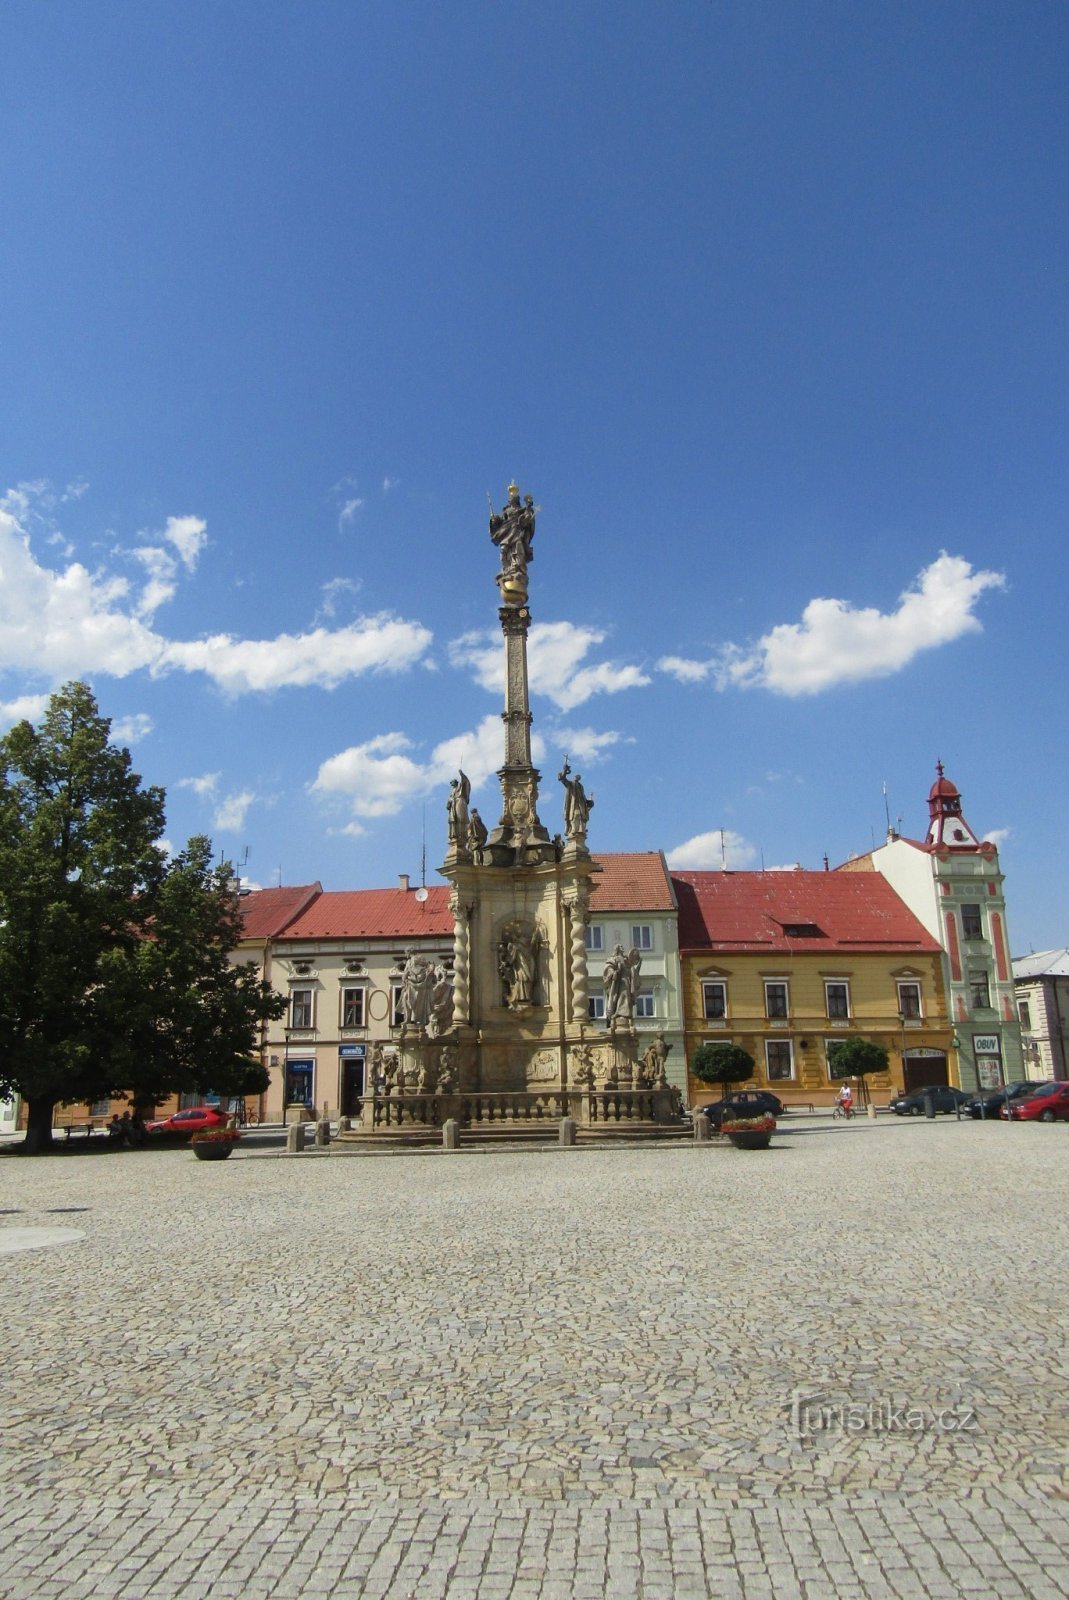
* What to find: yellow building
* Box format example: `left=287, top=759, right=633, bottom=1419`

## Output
left=672, top=870, right=954, bottom=1108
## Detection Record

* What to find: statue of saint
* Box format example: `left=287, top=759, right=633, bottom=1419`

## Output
left=468, top=808, right=488, bottom=858
left=603, top=943, right=642, bottom=1022
left=446, top=771, right=471, bottom=847
left=558, top=759, right=594, bottom=840
left=489, top=482, right=536, bottom=589
left=430, top=963, right=454, bottom=1036
left=641, top=1032, right=671, bottom=1088
left=498, top=924, right=542, bottom=1009
left=400, top=949, right=435, bottom=1029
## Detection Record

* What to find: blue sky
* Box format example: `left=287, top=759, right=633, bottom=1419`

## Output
left=2, top=2, right=1067, bottom=950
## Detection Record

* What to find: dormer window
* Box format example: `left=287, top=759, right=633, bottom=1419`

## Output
left=781, top=923, right=823, bottom=939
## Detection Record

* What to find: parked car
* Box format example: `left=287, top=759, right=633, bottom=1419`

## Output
left=1001, top=1082, right=1069, bottom=1122
left=699, top=1090, right=784, bottom=1128
left=966, top=1081, right=1037, bottom=1119
left=146, top=1106, right=232, bottom=1138
left=888, top=1086, right=972, bottom=1116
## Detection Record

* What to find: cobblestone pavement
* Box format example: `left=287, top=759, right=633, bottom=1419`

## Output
left=1, top=1118, right=1067, bottom=1599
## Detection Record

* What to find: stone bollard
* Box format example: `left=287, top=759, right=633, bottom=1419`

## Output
left=693, top=1111, right=711, bottom=1142
left=442, top=1118, right=459, bottom=1151
left=924, top=1091, right=936, bottom=1120
left=336, top=1115, right=350, bottom=1134
left=559, top=1116, right=577, bottom=1147
left=867, top=1104, right=876, bottom=1121
left=315, top=1117, right=330, bottom=1147
left=286, top=1121, right=306, bottom=1154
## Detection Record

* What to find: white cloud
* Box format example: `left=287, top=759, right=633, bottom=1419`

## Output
left=0, top=496, right=433, bottom=694
left=110, top=712, right=154, bottom=744
left=338, top=497, right=364, bottom=528
left=213, top=790, right=255, bottom=832
left=983, top=827, right=1011, bottom=847
left=449, top=620, right=649, bottom=711
left=312, top=714, right=535, bottom=822
left=658, top=654, right=716, bottom=685
left=0, top=692, right=51, bottom=727
left=547, top=726, right=626, bottom=764
left=178, top=772, right=221, bottom=797
left=716, top=554, right=1005, bottom=697
left=316, top=576, right=360, bottom=621
left=382, top=476, right=399, bottom=493
left=163, top=514, right=207, bottom=571
left=666, top=829, right=759, bottom=870
left=161, top=616, right=431, bottom=694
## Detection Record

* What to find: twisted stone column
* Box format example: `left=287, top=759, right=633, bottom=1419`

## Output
left=451, top=895, right=470, bottom=1027
left=568, top=895, right=589, bottom=1023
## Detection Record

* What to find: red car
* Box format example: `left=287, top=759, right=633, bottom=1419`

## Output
left=1001, top=1082, right=1069, bottom=1122
left=147, top=1106, right=232, bottom=1138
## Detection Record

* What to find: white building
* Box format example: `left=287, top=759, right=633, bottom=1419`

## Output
left=839, top=765, right=1024, bottom=1091
left=1012, top=950, right=1069, bottom=1082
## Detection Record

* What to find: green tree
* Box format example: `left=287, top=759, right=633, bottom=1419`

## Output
left=826, top=1036, right=889, bottom=1106
left=690, top=1041, right=756, bottom=1100
left=0, top=684, right=284, bottom=1151
left=104, top=835, right=285, bottom=1109
left=0, top=683, right=166, bottom=1152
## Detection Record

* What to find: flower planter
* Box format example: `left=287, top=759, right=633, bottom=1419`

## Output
left=721, top=1114, right=776, bottom=1150
left=192, top=1141, right=235, bottom=1161
left=725, top=1129, right=773, bottom=1150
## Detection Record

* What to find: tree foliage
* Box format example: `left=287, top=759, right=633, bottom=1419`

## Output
left=0, top=683, right=283, bottom=1151
left=690, top=1041, right=756, bottom=1097
left=826, top=1037, right=889, bottom=1082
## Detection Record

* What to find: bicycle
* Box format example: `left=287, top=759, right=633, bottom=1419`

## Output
left=832, top=1102, right=856, bottom=1120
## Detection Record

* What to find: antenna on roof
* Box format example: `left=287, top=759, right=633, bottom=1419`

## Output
left=720, top=828, right=727, bottom=872
left=421, top=804, right=427, bottom=889
left=276, top=865, right=283, bottom=888
left=882, top=782, right=891, bottom=836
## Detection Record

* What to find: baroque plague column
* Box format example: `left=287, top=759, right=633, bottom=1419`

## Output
left=363, top=485, right=678, bottom=1128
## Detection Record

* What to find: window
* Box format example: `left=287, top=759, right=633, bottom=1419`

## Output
left=702, top=980, right=727, bottom=1020
left=289, top=987, right=314, bottom=1029
left=961, top=903, right=983, bottom=940
left=631, top=925, right=653, bottom=951
left=341, top=987, right=365, bottom=1028
left=391, top=984, right=405, bottom=1028
left=585, top=924, right=604, bottom=953
left=969, top=973, right=991, bottom=1010
left=897, top=981, right=922, bottom=1020
left=765, top=981, right=789, bottom=1019
left=635, top=991, right=655, bottom=1018
left=588, top=992, right=606, bottom=1021
left=90, top=1098, right=110, bottom=1117
left=825, top=981, right=850, bottom=1020
left=766, top=1040, right=795, bottom=1081
left=782, top=923, right=823, bottom=939
left=1018, top=999, right=1032, bottom=1031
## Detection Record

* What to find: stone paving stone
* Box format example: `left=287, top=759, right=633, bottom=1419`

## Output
left=1, top=1122, right=1068, bottom=1598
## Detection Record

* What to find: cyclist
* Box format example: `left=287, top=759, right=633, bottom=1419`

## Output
left=835, top=1082, right=854, bottom=1118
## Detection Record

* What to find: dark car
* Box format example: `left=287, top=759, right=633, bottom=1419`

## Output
left=1001, top=1081, right=1069, bottom=1122
left=147, top=1106, right=232, bottom=1138
left=966, top=1081, right=1037, bottom=1119
left=888, top=1085, right=972, bottom=1117
left=699, top=1090, right=784, bottom=1128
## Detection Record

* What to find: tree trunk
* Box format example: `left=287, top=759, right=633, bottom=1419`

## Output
left=24, top=1097, right=57, bottom=1154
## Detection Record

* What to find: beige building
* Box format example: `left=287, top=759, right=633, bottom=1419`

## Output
left=1012, top=950, right=1069, bottom=1082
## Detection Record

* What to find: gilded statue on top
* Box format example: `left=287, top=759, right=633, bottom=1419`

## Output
left=489, top=482, right=536, bottom=604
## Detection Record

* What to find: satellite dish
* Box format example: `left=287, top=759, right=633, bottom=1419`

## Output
left=415, top=887, right=429, bottom=903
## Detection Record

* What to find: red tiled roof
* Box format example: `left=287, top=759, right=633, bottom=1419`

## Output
left=590, top=853, right=676, bottom=913
left=239, top=884, right=322, bottom=940
left=672, top=871, right=939, bottom=953
left=280, top=886, right=454, bottom=940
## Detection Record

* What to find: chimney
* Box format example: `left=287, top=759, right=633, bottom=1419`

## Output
left=398, top=873, right=410, bottom=892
